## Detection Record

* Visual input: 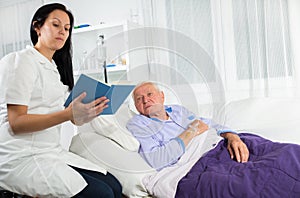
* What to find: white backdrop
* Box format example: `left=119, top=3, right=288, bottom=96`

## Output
left=0, top=0, right=42, bottom=58
left=138, top=0, right=300, bottom=103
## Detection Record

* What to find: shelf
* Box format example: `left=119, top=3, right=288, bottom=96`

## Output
left=106, top=64, right=127, bottom=72
left=73, top=64, right=128, bottom=76
left=73, top=23, right=125, bottom=34
left=72, top=22, right=130, bottom=83
left=73, top=68, right=128, bottom=84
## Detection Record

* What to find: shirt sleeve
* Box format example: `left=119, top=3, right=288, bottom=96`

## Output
left=198, top=117, right=238, bottom=136
left=0, top=51, right=37, bottom=105
left=177, top=105, right=238, bottom=136
left=126, top=116, right=185, bottom=171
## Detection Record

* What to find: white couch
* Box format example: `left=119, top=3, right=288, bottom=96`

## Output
left=215, top=97, right=300, bottom=144
left=69, top=97, right=300, bottom=197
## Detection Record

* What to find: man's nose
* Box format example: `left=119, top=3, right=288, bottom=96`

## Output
left=143, top=96, right=149, bottom=103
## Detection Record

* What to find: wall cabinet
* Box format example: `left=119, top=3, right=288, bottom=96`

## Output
left=72, top=22, right=130, bottom=83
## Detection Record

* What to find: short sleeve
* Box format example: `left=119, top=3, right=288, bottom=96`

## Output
left=0, top=50, right=37, bottom=105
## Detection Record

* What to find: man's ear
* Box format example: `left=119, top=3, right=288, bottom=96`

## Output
left=161, top=91, right=165, bottom=103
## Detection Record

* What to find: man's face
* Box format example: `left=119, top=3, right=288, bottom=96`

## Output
left=133, top=83, right=165, bottom=116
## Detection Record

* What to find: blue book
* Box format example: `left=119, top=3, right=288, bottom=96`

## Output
left=64, top=74, right=135, bottom=115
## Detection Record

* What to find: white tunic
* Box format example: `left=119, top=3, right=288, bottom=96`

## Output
left=0, top=46, right=107, bottom=197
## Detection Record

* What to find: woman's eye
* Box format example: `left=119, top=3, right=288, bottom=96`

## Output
left=53, top=23, right=59, bottom=27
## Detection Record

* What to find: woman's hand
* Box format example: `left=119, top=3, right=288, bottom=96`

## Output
left=67, top=92, right=109, bottom=126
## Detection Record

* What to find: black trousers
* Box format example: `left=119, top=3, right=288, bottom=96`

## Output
left=70, top=166, right=122, bottom=198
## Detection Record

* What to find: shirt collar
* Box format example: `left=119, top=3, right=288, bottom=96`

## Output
left=149, top=106, right=173, bottom=122
left=27, top=45, right=58, bottom=72
left=165, top=106, right=173, bottom=113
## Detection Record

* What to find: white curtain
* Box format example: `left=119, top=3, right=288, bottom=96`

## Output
left=0, top=0, right=43, bottom=59
left=138, top=0, right=299, bottom=105
left=221, top=0, right=295, bottom=99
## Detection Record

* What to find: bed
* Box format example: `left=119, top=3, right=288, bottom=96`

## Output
left=69, top=97, right=300, bottom=197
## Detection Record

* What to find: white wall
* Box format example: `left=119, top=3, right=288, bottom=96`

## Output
left=44, top=0, right=141, bottom=26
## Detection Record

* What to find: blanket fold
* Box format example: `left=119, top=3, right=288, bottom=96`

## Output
left=176, top=133, right=300, bottom=198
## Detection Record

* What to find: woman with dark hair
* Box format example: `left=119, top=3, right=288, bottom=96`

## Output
left=0, top=3, right=122, bottom=197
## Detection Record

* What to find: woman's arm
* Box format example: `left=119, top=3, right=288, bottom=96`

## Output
left=8, top=92, right=109, bottom=134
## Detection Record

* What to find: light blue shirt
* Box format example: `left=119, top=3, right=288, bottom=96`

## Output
left=126, top=105, right=236, bottom=170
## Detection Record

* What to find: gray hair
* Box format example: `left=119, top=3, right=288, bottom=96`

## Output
left=132, top=81, right=161, bottom=99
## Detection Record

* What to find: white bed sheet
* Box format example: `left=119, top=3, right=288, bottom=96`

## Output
left=143, top=129, right=222, bottom=198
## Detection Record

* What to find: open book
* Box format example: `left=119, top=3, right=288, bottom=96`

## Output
left=64, top=74, right=135, bottom=115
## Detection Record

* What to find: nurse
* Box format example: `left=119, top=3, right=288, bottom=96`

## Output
left=0, top=3, right=122, bottom=198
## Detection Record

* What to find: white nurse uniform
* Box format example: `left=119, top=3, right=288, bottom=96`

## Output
left=0, top=46, right=106, bottom=197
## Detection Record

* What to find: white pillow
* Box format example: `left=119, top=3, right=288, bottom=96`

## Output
left=77, top=102, right=140, bottom=151
left=216, top=97, right=300, bottom=144
left=70, top=131, right=156, bottom=197
left=72, top=101, right=157, bottom=197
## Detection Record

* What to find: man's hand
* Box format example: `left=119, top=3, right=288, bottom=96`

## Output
left=221, top=132, right=249, bottom=163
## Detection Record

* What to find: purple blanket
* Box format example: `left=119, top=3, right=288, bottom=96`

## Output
left=175, top=133, right=300, bottom=198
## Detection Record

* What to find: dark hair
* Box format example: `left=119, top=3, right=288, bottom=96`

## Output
left=30, top=3, right=74, bottom=90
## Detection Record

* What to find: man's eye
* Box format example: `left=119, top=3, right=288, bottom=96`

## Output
left=147, top=93, right=153, bottom=97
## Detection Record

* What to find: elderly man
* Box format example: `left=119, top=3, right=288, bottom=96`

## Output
left=126, top=81, right=249, bottom=170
